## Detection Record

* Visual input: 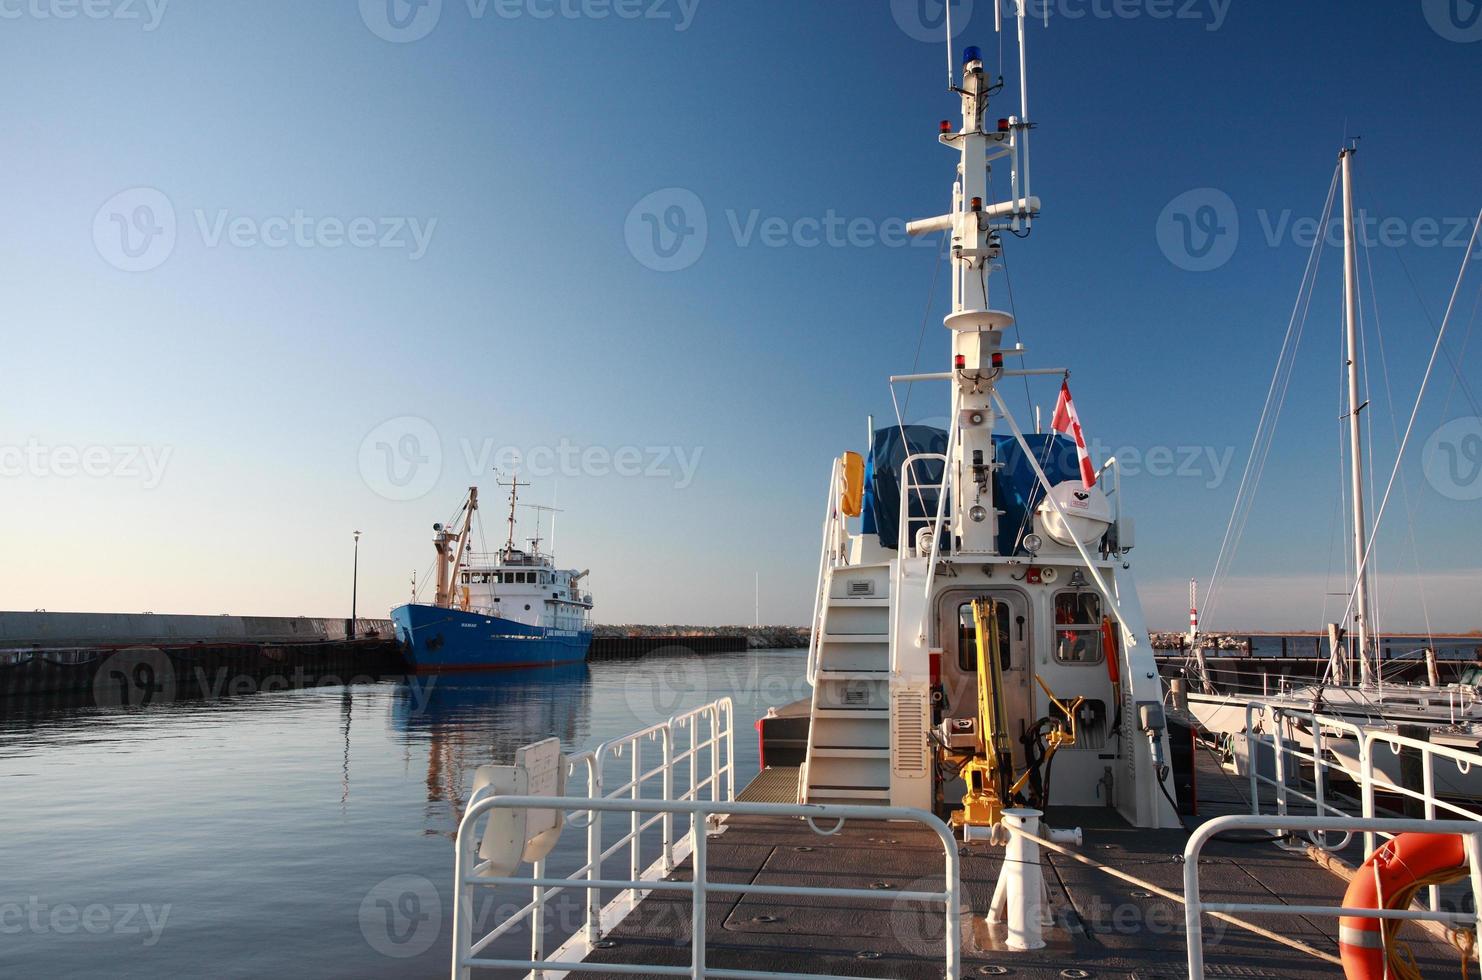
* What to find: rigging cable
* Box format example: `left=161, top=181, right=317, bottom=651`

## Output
left=892, top=233, right=950, bottom=528
left=1203, top=164, right=1341, bottom=631
left=1332, top=209, right=1482, bottom=638
left=1360, top=211, right=1435, bottom=656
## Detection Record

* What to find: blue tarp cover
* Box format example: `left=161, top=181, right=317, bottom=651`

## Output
left=861, top=425, right=1081, bottom=554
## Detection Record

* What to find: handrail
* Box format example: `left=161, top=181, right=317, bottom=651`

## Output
left=895, top=451, right=949, bottom=669
left=1240, top=698, right=1482, bottom=910
left=1185, top=814, right=1482, bottom=979
left=453, top=697, right=735, bottom=976
left=807, top=456, right=842, bottom=685
left=454, top=796, right=961, bottom=980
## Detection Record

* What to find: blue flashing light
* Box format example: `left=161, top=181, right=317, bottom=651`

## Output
left=963, top=45, right=982, bottom=64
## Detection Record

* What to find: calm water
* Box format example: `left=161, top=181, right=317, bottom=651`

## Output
left=0, top=648, right=809, bottom=978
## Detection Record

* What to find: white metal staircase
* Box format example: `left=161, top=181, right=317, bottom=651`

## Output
left=800, top=563, right=893, bottom=805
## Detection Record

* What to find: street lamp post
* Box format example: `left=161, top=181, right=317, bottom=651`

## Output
left=351, top=530, right=362, bottom=639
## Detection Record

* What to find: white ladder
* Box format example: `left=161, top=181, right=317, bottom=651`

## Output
left=800, top=563, right=893, bottom=805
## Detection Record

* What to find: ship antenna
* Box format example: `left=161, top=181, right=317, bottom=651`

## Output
left=497, top=473, right=528, bottom=555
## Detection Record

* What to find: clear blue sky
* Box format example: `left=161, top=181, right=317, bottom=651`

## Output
left=2, top=0, right=1478, bottom=632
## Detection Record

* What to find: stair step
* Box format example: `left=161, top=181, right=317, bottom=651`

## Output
left=812, top=707, right=889, bottom=718
left=804, top=787, right=890, bottom=800
left=827, top=597, right=891, bottom=607
left=820, top=635, right=887, bottom=644
left=817, top=670, right=888, bottom=681
left=811, top=747, right=890, bottom=759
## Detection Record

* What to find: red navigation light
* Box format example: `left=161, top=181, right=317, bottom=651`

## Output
left=1026, top=567, right=1043, bottom=584
left=992, top=352, right=1004, bottom=369
left=940, top=120, right=953, bottom=135
left=970, top=197, right=982, bottom=212
left=998, top=118, right=1011, bottom=132
left=954, top=354, right=966, bottom=370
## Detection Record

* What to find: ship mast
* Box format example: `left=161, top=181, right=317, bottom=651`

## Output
left=1339, top=146, right=1374, bottom=687
left=499, top=476, right=528, bottom=556
left=906, top=4, right=1041, bottom=557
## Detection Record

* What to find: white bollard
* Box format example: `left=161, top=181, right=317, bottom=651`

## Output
left=999, top=808, right=1046, bottom=951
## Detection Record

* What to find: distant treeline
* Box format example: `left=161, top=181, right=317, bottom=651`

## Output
left=593, top=624, right=810, bottom=650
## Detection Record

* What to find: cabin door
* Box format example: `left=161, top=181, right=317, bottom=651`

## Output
left=937, top=589, right=1034, bottom=772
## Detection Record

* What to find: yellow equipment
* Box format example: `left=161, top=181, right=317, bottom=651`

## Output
left=951, top=597, right=1013, bottom=831
left=947, top=598, right=1088, bottom=834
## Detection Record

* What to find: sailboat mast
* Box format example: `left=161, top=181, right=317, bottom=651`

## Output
left=1340, top=146, right=1373, bottom=686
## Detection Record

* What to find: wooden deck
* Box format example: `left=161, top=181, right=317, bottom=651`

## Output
left=551, top=750, right=1467, bottom=979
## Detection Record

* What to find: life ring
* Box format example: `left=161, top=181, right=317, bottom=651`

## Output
left=1100, top=617, right=1119, bottom=687
left=1339, top=832, right=1468, bottom=979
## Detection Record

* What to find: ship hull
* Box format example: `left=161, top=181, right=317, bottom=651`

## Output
left=390, top=604, right=591, bottom=672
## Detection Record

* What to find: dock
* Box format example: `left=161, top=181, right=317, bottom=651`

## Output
left=563, top=750, right=1465, bottom=978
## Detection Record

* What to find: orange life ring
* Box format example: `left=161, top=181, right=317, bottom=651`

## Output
left=1339, top=832, right=1467, bottom=978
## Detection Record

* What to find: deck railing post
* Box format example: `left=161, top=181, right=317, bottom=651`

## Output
left=691, top=813, right=708, bottom=979
left=725, top=700, right=736, bottom=801
left=530, top=856, right=546, bottom=978
left=586, top=768, right=602, bottom=944
left=630, top=743, right=642, bottom=885
left=662, top=726, right=675, bottom=875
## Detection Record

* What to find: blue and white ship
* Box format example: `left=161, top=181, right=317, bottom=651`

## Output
left=391, top=483, right=593, bottom=672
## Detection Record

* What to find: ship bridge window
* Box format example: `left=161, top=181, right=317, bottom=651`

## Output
left=461, top=573, right=469, bottom=584
left=1054, top=591, right=1105, bottom=664
left=957, top=601, right=1011, bottom=672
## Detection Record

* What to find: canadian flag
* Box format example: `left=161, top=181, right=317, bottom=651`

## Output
left=1051, top=380, right=1098, bottom=489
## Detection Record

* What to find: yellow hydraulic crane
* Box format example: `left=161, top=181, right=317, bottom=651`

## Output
left=948, top=598, right=1085, bottom=834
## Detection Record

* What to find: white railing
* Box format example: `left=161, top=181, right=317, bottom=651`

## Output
left=455, top=796, right=962, bottom=980
left=893, top=452, right=948, bottom=661
left=453, top=698, right=735, bottom=977
left=1240, top=699, right=1482, bottom=911
left=807, top=456, right=845, bottom=685
left=1185, top=814, right=1482, bottom=979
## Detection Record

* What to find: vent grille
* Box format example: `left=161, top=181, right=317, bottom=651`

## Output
left=846, top=580, right=875, bottom=597
left=891, top=687, right=929, bottom=777
left=841, top=686, right=869, bottom=706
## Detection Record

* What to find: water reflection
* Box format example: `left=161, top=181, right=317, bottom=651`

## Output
left=389, top=666, right=594, bottom=835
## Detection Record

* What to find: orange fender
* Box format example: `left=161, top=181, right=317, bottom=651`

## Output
left=1338, top=832, right=1467, bottom=978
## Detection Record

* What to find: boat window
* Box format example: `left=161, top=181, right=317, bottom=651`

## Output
left=957, top=601, right=1010, bottom=672
left=1054, top=591, right=1105, bottom=664
left=461, top=573, right=469, bottom=584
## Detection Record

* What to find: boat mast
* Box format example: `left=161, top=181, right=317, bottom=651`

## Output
left=499, top=476, right=527, bottom=556
left=1340, top=146, right=1374, bottom=687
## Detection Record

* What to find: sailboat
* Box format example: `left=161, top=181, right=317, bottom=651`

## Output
left=1181, top=147, right=1482, bottom=789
